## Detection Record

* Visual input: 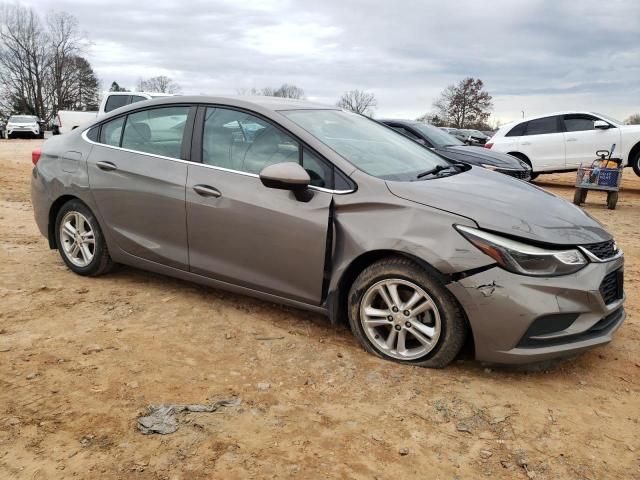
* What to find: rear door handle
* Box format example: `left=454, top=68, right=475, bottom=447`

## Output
left=193, top=184, right=221, bottom=198
left=96, top=160, right=117, bottom=171
left=566, top=138, right=577, bottom=142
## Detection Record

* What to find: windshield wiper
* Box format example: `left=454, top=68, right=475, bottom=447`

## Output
left=417, top=163, right=465, bottom=179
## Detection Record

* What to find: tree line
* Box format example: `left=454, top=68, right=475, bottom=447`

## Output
left=0, top=4, right=99, bottom=122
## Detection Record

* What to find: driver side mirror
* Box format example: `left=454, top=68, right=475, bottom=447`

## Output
left=594, top=120, right=610, bottom=130
left=259, top=162, right=310, bottom=191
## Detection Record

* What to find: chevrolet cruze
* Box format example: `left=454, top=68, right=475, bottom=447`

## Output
left=30, top=96, right=626, bottom=367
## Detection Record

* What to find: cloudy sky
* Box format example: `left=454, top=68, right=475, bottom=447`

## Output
left=25, top=0, right=640, bottom=124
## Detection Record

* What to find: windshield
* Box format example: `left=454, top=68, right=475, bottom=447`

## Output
left=411, top=123, right=463, bottom=147
left=281, top=109, right=450, bottom=181
left=9, top=115, right=36, bottom=123
left=593, top=112, right=622, bottom=125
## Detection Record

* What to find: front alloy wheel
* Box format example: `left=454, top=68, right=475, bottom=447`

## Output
left=348, top=256, right=467, bottom=368
left=360, top=279, right=441, bottom=360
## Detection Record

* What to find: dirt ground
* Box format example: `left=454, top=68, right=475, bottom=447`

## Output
left=0, top=138, right=638, bottom=480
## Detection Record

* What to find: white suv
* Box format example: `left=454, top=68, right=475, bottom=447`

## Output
left=487, top=112, right=640, bottom=178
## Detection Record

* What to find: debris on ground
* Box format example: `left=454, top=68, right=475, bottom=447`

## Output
left=136, top=398, right=241, bottom=435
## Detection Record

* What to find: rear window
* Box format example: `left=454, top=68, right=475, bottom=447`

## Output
left=104, top=95, right=129, bottom=113
left=506, top=122, right=526, bottom=137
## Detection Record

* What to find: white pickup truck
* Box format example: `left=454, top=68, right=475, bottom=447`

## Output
left=53, top=91, right=174, bottom=135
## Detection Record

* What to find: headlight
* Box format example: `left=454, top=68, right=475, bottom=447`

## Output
left=456, top=225, right=587, bottom=276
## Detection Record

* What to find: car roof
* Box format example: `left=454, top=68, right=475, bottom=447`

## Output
left=100, top=95, right=339, bottom=120
left=500, top=111, right=604, bottom=128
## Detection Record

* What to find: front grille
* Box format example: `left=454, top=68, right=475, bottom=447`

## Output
left=600, top=269, right=624, bottom=305
left=583, top=239, right=617, bottom=260
left=500, top=169, right=531, bottom=180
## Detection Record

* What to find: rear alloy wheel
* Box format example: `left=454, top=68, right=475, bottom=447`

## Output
left=55, top=200, right=114, bottom=276
left=348, top=257, right=466, bottom=368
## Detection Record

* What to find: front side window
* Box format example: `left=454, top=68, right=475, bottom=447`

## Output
left=282, top=109, right=450, bottom=181
left=99, top=116, right=125, bottom=146
left=121, top=106, right=189, bottom=159
left=104, top=95, right=129, bottom=113
left=202, top=107, right=299, bottom=175
left=564, top=115, right=595, bottom=132
left=525, top=116, right=560, bottom=136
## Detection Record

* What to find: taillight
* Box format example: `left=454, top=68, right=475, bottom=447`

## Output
left=484, top=143, right=493, bottom=149
left=32, top=148, right=41, bottom=166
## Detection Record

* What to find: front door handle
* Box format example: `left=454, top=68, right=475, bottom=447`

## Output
left=566, top=138, right=577, bottom=142
left=96, top=160, right=117, bottom=171
left=193, top=184, right=222, bottom=198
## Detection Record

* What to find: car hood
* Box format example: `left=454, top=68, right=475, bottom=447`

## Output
left=436, top=145, right=528, bottom=169
left=386, top=167, right=611, bottom=245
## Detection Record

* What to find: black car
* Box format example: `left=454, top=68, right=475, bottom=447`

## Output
left=381, top=120, right=532, bottom=181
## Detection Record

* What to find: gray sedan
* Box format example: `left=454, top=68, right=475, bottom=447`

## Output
left=30, top=96, right=625, bottom=367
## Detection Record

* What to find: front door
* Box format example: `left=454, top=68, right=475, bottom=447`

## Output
left=87, top=105, right=193, bottom=270
left=185, top=106, right=332, bottom=305
left=562, top=114, right=621, bottom=168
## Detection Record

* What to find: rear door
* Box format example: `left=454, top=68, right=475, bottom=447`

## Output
left=519, top=115, right=565, bottom=170
left=185, top=106, right=333, bottom=305
left=87, top=104, right=195, bottom=270
left=562, top=114, right=621, bottom=168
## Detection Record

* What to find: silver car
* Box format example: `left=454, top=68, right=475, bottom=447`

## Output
left=30, top=96, right=625, bottom=367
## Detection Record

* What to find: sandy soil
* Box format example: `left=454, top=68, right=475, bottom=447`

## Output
left=0, top=139, right=638, bottom=479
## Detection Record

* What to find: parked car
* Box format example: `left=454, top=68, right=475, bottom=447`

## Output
left=456, top=129, right=489, bottom=145
left=487, top=111, right=640, bottom=177
left=6, top=115, right=44, bottom=139
left=53, top=91, right=175, bottom=135
left=31, top=96, right=625, bottom=367
left=380, top=119, right=531, bottom=180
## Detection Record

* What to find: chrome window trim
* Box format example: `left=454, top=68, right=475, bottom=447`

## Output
left=81, top=128, right=355, bottom=194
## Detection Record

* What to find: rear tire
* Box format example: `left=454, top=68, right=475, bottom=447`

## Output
left=348, top=256, right=466, bottom=368
left=607, top=191, right=618, bottom=210
left=631, top=151, right=640, bottom=177
left=54, top=199, right=114, bottom=276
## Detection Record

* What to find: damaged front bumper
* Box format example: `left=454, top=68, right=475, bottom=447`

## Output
left=447, top=256, right=625, bottom=364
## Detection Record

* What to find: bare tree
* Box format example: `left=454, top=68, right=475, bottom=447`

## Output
left=432, top=78, right=492, bottom=128
left=238, top=84, right=305, bottom=99
left=336, top=90, right=377, bottom=116
left=0, top=5, right=94, bottom=121
left=0, top=4, right=51, bottom=119
left=624, top=113, right=640, bottom=125
left=137, top=75, right=181, bottom=94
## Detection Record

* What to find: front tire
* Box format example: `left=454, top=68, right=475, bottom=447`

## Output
left=55, top=200, right=114, bottom=276
left=348, top=257, right=466, bottom=368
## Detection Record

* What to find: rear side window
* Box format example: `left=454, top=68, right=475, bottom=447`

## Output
left=525, top=116, right=560, bottom=136
left=86, top=126, right=99, bottom=142
left=121, top=106, right=190, bottom=159
left=104, top=95, right=129, bottom=113
left=564, top=115, right=595, bottom=132
left=99, top=116, right=125, bottom=146
left=506, top=122, right=527, bottom=137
